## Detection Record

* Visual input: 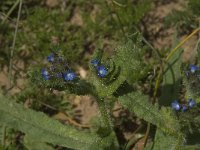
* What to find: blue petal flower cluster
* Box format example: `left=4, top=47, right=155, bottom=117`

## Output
left=189, top=64, right=199, bottom=73
left=41, top=52, right=77, bottom=81
left=63, top=71, right=77, bottom=81
left=91, top=58, right=99, bottom=67
left=185, top=64, right=200, bottom=79
left=171, top=98, right=196, bottom=112
left=41, top=68, right=50, bottom=80
left=91, top=58, right=108, bottom=78
left=47, top=53, right=55, bottom=63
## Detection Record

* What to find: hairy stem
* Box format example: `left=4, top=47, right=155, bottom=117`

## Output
left=96, top=97, right=112, bottom=130
left=96, top=97, right=119, bottom=148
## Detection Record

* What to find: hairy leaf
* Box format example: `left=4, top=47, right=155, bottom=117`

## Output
left=90, top=33, right=146, bottom=97
left=0, top=94, right=104, bottom=150
left=178, top=107, right=200, bottom=145
left=151, top=129, right=184, bottom=150
left=24, top=135, right=54, bottom=150
left=119, top=92, right=183, bottom=137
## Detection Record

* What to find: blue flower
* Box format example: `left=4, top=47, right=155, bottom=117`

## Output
left=181, top=105, right=188, bottom=112
left=41, top=68, right=49, bottom=76
left=43, top=75, right=50, bottom=80
left=47, top=53, right=54, bottom=62
left=91, top=58, right=99, bottom=67
left=188, top=98, right=196, bottom=108
left=97, top=65, right=108, bottom=78
left=41, top=68, right=50, bottom=80
left=171, top=100, right=181, bottom=111
left=63, top=71, right=76, bottom=81
left=189, top=64, right=198, bottom=73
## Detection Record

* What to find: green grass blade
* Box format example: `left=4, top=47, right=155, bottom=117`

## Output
left=160, top=37, right=183, bottom=106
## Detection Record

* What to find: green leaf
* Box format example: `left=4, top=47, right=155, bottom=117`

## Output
left=119, top=92, right=183, bottom=137
left=24, top=135, right=54, bottom=150
left=178, top=107, right=200, bottom=145
left=119, top=92, right=162, bottom=125
left=198, top=41, right=200, bottom=64
left=189, top=0, right=200, bottom=15
left=115, top=0, right=152, bottom=26
left=90, top=33, right=146, bottom=97
left=0, top=125, right=5, bottom=148
left=184, top=41, right=200, bottom=102
left=30, top=69, right=94, bottom=95
left=151, top=129, right=184, bottom=150
left=160, top=37, right=183, bottom=106
left=0, top=94, right=104, bottom=150
left=183, top=145, right=200, bottom=150
left=112, top=36, right=145, bottom=84
left=119, top=92, right=185, bottom=149
left=133, top=0, right=152, bottom=24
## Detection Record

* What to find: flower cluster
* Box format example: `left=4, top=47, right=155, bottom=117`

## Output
left=41, top=52, right=77, bottom=81
left=171, top=98, right=196, bottom=112
left=185, top=64, right=200, bottom=79
left=91, top=58, right=108, bottom=78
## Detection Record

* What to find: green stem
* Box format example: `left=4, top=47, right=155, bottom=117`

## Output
left=153, top=27, right=200, bottom=98
left=2, top=0, right=20, bottom=24
left=8, top=0, right=23, bottom=88
left=106, top=0, right=126, bottom=38
left=125, top=135, right=144, bottom=150
left=165, top=27, right=200, bottom=62
left=125, top=124, right=144, bottom=150
left=141, top=36, right=162, bottom=62
left=2, top=125, right=6, bottom=147
left=143, top=27, right=200, bottom=150
left=143, top=123, right=151, bottom=148
left=96, top=97, right=119, bottom=148
left=111, top=2, right=126, bottom=37
left=112, top=0, right=127, bottom=7
left=96, top=97, right=112, bottom=130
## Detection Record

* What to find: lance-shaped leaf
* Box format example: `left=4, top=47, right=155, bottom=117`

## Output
left=24, top=135, right=54, bottom=150
left=119, top=92, right=183, bottom=137
left=0, top=94, right=104, bottom=150
left=160, top=37, right=183, bottom=106
left=149, top=129, right=184, bottom=150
